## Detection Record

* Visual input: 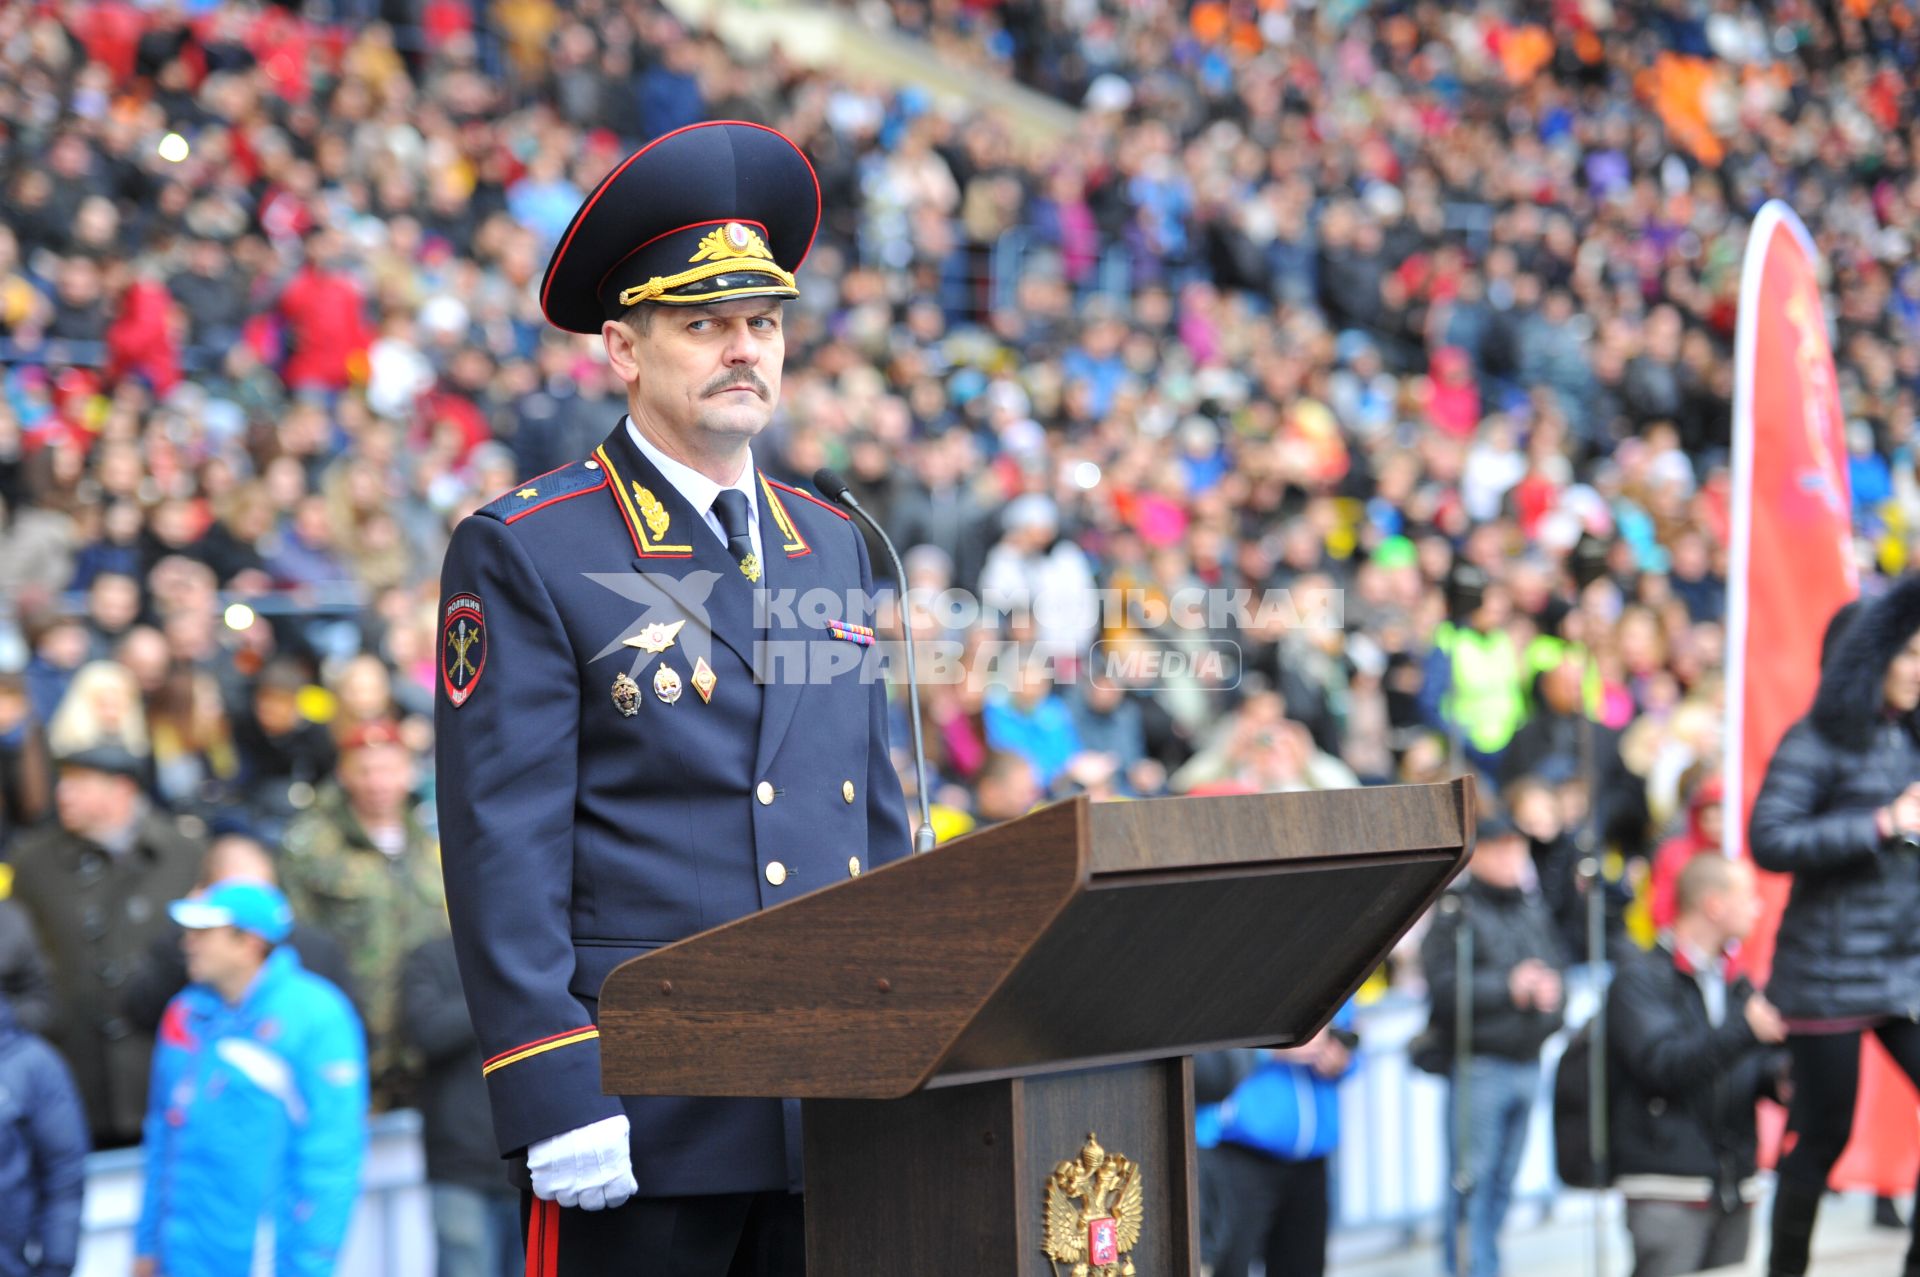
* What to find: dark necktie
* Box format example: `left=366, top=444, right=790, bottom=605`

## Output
left=712, top=488, right=758, bottom=579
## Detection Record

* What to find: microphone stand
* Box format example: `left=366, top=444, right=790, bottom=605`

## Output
left=814, top=469, right=938, bottom=855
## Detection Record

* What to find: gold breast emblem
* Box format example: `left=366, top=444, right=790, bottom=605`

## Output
left=623, top=619, right=686, bottom=655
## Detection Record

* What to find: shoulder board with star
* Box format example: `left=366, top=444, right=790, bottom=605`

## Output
left=477, top=460, right=610, bottom=524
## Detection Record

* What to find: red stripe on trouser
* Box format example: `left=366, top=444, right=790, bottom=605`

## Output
left=524, top=1196, right=543, bottom=1277
left=543, top=1200, right=561, bottom=1274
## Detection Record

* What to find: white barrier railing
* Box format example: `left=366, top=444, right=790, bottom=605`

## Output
left=72, top=971, right=1609, bottom=1274
left=75, top=1110, right=432, bottom=1277
left=1331, top=971, right=1603, bottom=1232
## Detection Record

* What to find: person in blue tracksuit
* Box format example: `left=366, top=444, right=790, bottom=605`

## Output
left=1196, top=1002, right=1358, bottom=1277
left=0, top=991, right=87, bottom=1277
left=134, top=881, right=367, bottom=1277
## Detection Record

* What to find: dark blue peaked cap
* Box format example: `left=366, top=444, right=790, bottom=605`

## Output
left=538, top=120, right=822, bottom=335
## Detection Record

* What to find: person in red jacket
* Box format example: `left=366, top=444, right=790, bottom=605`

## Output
left=1647, top=772, right=1722, bottom=933
left=105, top=276, right=182, bottom=396
left=278, top=230, right=372, bottom=393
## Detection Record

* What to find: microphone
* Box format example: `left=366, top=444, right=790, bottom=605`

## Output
left=813, top=468, right=938, bottom=856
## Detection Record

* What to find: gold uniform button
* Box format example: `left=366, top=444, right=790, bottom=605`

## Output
left=841, top=780, right=855, bottom=803
left=756, top=781, right=775, bottom=805
left=848, top=856, right=862, bottom=877
left=765, top=861, right=787, bottom=886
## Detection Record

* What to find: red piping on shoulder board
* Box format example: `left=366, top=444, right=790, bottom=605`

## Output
left=488, top=462, right=574, bottom=507
left=504, top=476, right=609, bottom=524
left=766, top=479, right=851, bottom=520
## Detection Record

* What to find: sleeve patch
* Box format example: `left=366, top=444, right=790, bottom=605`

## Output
left=443, top=593, right=488, bottom=708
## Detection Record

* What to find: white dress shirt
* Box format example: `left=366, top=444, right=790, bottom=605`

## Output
left=625, top=417, right=763, bottom=562
left=1677, top=938, right=1729, bottom=1028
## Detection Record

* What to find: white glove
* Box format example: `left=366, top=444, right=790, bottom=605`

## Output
left=526, top=1114, right=638, bottom=1211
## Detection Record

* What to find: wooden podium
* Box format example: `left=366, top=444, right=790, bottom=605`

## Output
left=600, top=780, right=1474, bottom=1274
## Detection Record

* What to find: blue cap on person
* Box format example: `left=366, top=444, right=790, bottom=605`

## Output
left=536, top=120, right=822, bottom=335
left=168, top=880, right=295, bottom=944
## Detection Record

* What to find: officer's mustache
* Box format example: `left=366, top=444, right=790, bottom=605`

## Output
left=702, top=371, right=768, bottom=399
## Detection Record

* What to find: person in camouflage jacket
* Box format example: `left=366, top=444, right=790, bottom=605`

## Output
left=280, top=721, right=445, bottom=1110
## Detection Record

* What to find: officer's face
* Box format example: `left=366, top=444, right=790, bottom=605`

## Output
left=609, top=299, right=785, bottom=452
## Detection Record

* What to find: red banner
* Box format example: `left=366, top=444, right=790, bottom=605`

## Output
left=1723, top=200, right=1914, bottom=1190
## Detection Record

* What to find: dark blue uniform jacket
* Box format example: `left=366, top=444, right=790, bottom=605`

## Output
left=435, top=420, right=911, bottom=1196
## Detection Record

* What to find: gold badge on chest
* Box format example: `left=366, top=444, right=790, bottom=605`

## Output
left=691, top=656, right=717, bottom=703
left=623, top=618, right=686, bottom=655
left=611, top=672, right=641, bottom=717
left=653, top=662, right=683, bottom=705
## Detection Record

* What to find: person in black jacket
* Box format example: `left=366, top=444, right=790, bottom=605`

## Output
left=1419, top=814, right=1566, bottom=1277
left=1498, top=655, right=1651, bottom=861
left=229, top=660, right=338, bottom=838
left=1609, top=855, right=1786, bottom=1277
left=1193, top=1048, right=1260, bottom=1272
left=402, top=934, right=518, bottom=1277
left=1750, top=574, right=1920, bottom=1277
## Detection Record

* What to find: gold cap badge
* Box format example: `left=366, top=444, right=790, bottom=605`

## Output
left=617, top=221, right=797, bottom=308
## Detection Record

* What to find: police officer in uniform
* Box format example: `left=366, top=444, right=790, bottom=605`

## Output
left=434, top=121, right=911, bottom=1276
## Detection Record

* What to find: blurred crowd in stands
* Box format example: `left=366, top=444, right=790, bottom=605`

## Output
left=0, top=0, right=1915, bottom=1266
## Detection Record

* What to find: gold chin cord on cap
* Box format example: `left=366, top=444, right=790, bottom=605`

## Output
left=618, top=260, right=799, bottom=308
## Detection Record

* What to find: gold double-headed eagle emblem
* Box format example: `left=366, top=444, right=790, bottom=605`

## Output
left=1042, top=1132, right=1142, bottom=1277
